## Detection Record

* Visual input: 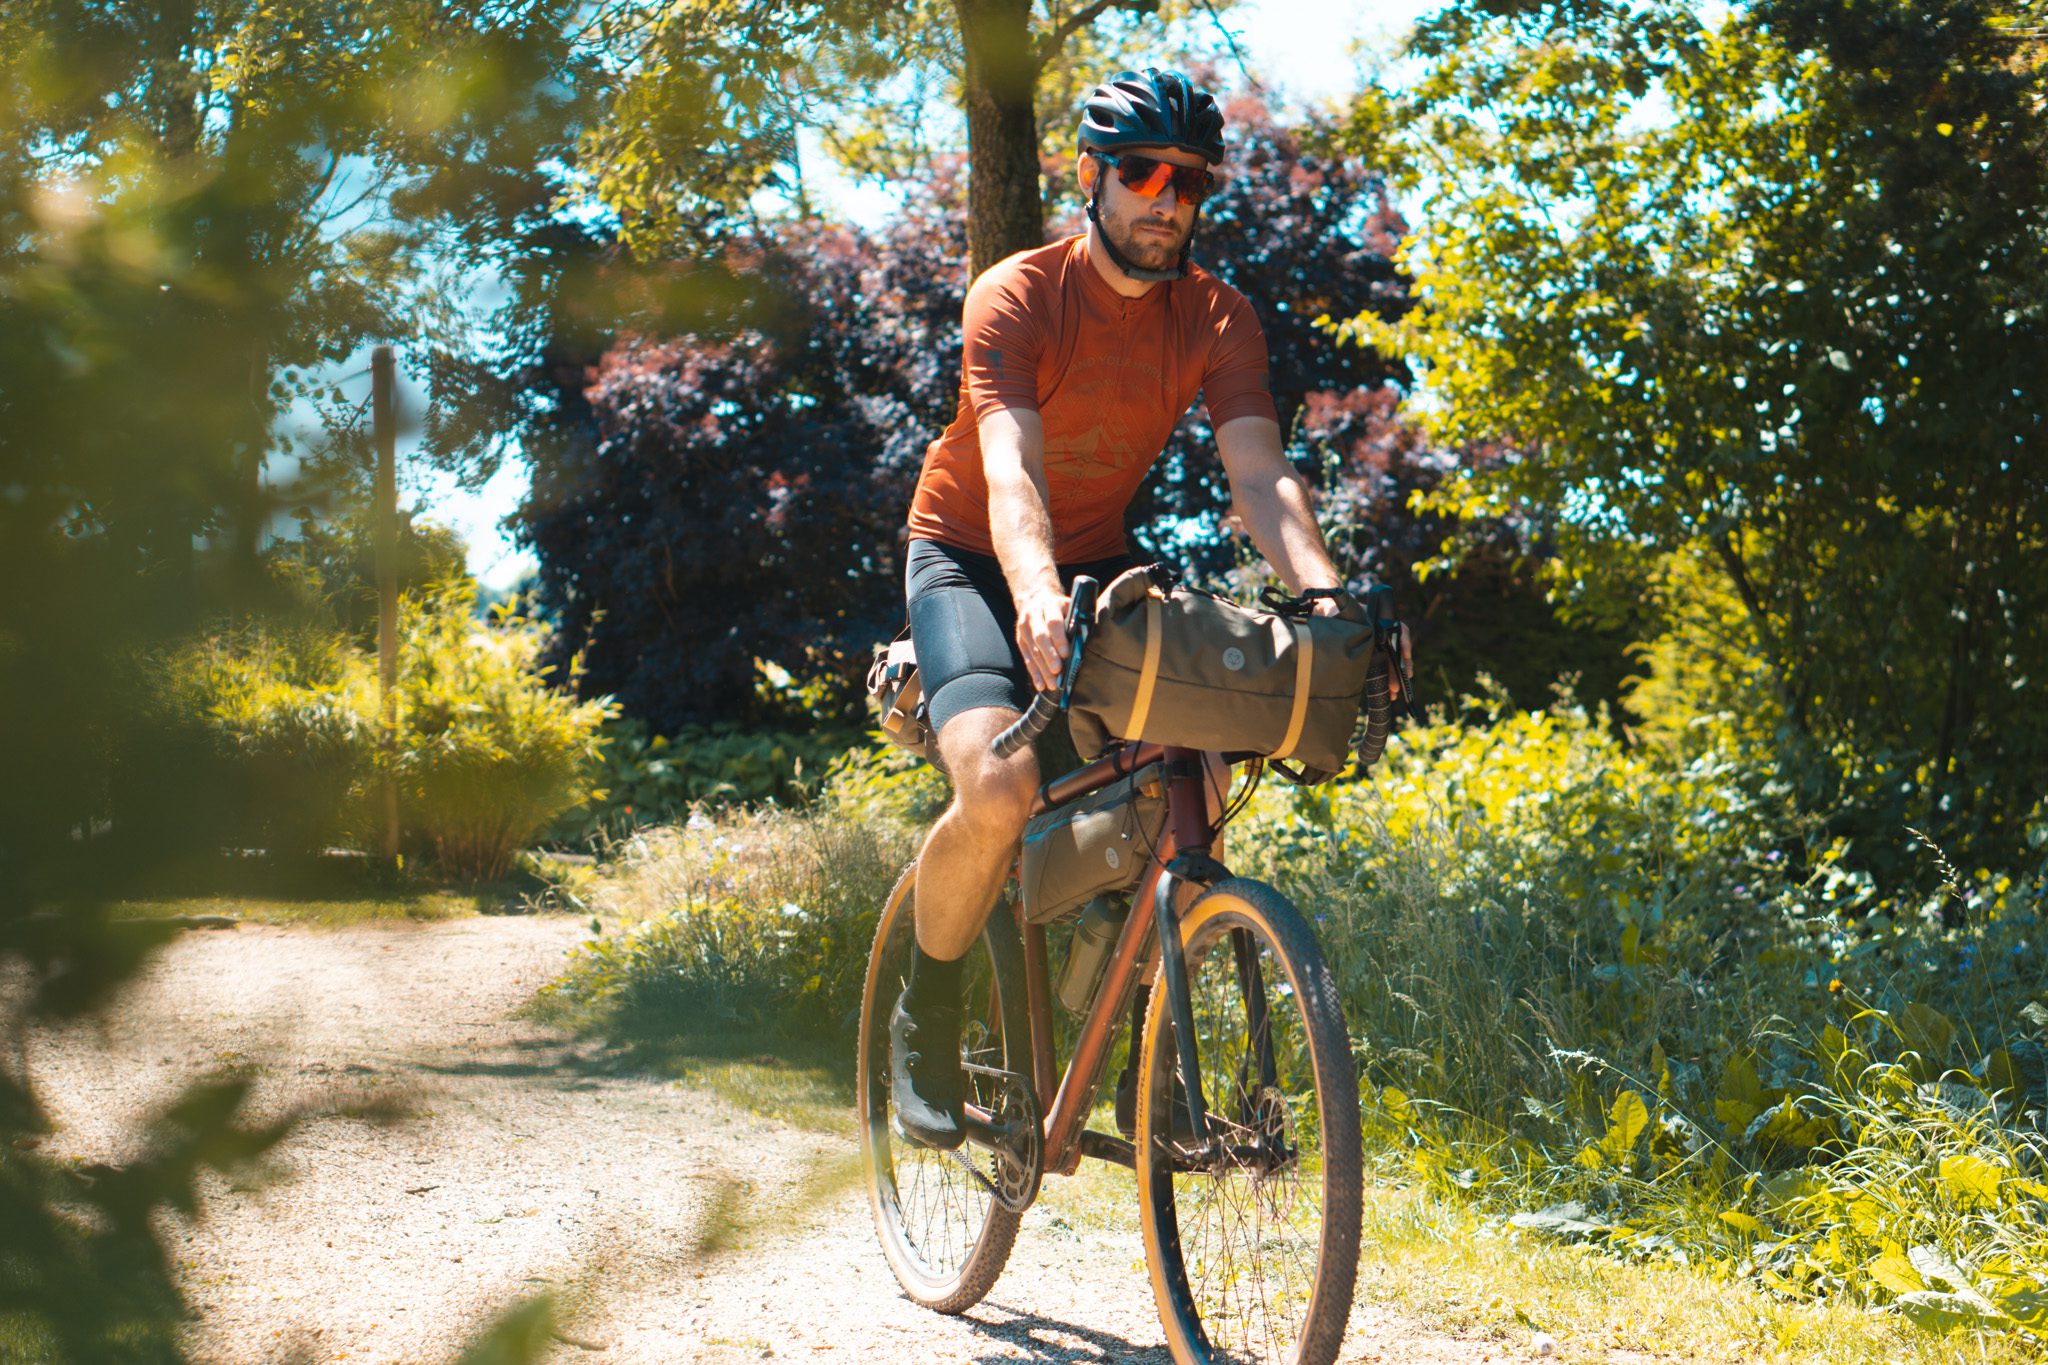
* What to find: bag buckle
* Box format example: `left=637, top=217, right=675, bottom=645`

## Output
left=1258, top=586, right=1345, bottom=620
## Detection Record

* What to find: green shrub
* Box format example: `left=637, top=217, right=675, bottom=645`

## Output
left=142, top=588, right=613, bottom=882
left=394, top=594, right=614, bottom=882
left=1231, top=684, right=2048, bottom=1338
left=817, top=738, right=952, bottom=828
left=142, top=622, right=381, bottom=860
left=538, top=771, right=927, bottom=1047
left=548, top=717, right=858, bottom=844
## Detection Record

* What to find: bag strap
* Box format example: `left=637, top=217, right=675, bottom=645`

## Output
left=1270, top=619, right=1314, bottom=760
left=1125, top=591, right=1165, bottom=738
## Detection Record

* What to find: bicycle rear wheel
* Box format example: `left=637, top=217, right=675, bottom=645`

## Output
left=857, top=861, right=1030, bottom=1313
left=1135, top=877, right=1362, bottom=1365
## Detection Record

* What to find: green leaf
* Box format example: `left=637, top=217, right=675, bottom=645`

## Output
left=1906, top=1245, right=1974, bottom=1294
left=1743, top=1096, right=1836, bottom=1158
left=1718, top=1210, right=1764, bottom=1237
left=1994, top=1288, right=2048, bottom=1331
left=1938, top=1154, right=2002, bottom=1208
left=1897, top=1003, right=1956, bottom=1063
left=1599, top=1089, right=1649, bottom=1164
left=1756, top=1169, right=1831, bottom=1214
left=1867, top=1249, right=1925, bottom=1296
left=1508, top=1202, right=1611, bottom=1240
left=1894, top=1291, right=2007, bottom=1333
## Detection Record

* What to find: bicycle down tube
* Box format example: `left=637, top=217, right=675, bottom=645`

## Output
left=961, top=738, right=1225, bottom=1177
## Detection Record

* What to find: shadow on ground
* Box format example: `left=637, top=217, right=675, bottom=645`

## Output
left=968, top=1302, right=1171, bottom=1364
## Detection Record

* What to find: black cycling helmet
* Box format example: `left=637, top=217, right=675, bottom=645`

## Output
left=1077, top=68, right=1225, bottom=166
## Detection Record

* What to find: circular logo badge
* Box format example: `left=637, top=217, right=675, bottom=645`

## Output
left=1222, top=646, right=1246, bottom=672
left=1104, top=846, right=1122, bottom=870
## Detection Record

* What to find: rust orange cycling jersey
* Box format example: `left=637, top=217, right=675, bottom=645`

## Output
left=906, top=233, right=1278, bottom=564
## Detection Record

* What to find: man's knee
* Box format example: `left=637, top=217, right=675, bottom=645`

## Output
left=937, top=713, right=1039, bottom=840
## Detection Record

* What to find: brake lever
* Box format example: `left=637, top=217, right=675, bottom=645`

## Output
left=1056, top=577, right=1097, bottom=705
left=1364, top=583, right=1420, bottom=722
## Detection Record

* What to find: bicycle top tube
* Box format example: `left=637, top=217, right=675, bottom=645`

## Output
left=1031, top=741, right=1264, bottom=819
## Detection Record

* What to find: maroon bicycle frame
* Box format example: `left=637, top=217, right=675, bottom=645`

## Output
left=972, top=739, right=1222, bottom=1175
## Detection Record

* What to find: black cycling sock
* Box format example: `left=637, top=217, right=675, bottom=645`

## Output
left=906, top=944, right=964, bottom=1013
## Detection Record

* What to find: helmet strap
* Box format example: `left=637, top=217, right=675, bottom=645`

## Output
left=1085, top=174, right=1193, bottom=284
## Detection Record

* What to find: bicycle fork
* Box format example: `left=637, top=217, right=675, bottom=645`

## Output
left=1149, top=750, right=1239, bottom=1154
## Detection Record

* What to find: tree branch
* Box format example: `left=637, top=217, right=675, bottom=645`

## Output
left=1193, top=0, right=1259, bottom=90
left=1037, top=0, right=1151, bottom=66
left=1709, top=527, right=1807, bottom=737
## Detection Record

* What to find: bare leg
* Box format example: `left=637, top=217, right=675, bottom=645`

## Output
left=912, top=707, right=1042, bottom=961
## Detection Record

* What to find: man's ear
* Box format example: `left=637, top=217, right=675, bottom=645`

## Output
left=1076, top=150, right=1098, bottom=195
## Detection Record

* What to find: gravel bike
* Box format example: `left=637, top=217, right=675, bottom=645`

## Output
left=856, top=577, right=1407, bottom=1365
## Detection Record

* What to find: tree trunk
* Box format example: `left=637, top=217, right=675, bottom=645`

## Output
left=954, top=0, right=1042, bottom=278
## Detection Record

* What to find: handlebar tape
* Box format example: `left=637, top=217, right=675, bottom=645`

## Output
left=1355, top=583, right=1417, bottom=775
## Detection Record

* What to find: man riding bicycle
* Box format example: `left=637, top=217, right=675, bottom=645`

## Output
left=891, top=67, right=1400, bottom=1151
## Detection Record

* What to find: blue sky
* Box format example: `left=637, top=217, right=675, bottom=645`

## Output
left=407, top=0, right=1440, bottom=589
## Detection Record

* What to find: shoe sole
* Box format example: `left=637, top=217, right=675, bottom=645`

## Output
left=891, top=1112, right=966, bottom=1152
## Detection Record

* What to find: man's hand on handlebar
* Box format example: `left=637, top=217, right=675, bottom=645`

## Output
left=1305, top=589, right=1412, bottom=702
left=1015, top=586, right=1071, bottom=693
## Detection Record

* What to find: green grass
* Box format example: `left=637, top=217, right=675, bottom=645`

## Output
left=540, top=727, right=2048, bottom=1354
left=1347, top=1184, right=2041, bottom=1365
left=1032, top=1167, right=2033, bottom=1364
left=105, top=849, right=600, bottom=927
left=112, top=891, right=484, bottom=927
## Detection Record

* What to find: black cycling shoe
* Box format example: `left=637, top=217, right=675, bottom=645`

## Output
left=1115, top=1063, right=1202, bottom=1144
left=889, top=990, right=965, bottom=1150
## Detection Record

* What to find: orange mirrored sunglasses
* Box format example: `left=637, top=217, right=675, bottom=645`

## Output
left=1088, top=150, right=1216, bottom=207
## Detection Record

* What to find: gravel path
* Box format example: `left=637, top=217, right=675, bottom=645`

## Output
left=25, top=915, right=1533, bottom=1364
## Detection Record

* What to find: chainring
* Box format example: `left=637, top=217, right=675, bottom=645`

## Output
left=956, top=1061, right=1042, bottom=1214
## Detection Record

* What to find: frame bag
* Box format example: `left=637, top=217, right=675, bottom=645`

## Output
left=1068, top=566, right=1374, bottom=782
left=1017, top=762, right=1168, bottom=924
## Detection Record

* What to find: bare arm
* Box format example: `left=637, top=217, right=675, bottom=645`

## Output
left=1217, top=414, right=1409, bottom=694
left=980, top=406, right=1069, bottom=692
left=1214, top=415, right=1342, bottom=595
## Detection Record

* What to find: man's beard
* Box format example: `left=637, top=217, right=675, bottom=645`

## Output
left=1102, top=200, right=1191, bottom=272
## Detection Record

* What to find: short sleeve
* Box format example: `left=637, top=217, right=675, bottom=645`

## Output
left=962, top=265, right=1045, bottom=421
left=1200, top=291, right=1278, bottom=428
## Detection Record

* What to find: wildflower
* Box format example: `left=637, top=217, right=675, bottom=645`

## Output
left=1827, top=977, right=1844, bottom=994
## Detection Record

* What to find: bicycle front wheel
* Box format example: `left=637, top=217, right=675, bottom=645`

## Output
left=1135, top=877, right=1363, bottom=1365
left=856, top=861, right=1030, bottom=1313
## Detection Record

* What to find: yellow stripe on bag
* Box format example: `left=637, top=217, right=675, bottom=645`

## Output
left=1272, top=621, right=1314, bottom=760
left=1125, top=592, right=1165, bottom=738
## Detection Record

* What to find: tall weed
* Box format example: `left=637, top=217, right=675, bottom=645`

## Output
left=538, top=745, right=935, bottom=1051
left=1232, top=686, right=2048, bottom=1339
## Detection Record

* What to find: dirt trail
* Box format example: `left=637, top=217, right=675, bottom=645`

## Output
left=27, top=915, right=1531, bottom=1364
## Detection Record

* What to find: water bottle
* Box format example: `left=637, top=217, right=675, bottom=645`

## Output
left=1055, top=896, right=1128, bottom=1016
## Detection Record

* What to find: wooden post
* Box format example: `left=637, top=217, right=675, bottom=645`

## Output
left=372, top=346, right=400, bottom=869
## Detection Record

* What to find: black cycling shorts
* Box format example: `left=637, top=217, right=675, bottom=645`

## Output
left=905, top=537, right=1137, bottom=737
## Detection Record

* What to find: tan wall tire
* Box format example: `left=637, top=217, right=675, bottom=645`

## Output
left=856, top=861, right=1029, bottom=1313
left=1134, top=877, right=1363, bottom=1365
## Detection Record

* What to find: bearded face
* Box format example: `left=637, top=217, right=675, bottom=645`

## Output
left=1084, top=147, right=1202, bottom=273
